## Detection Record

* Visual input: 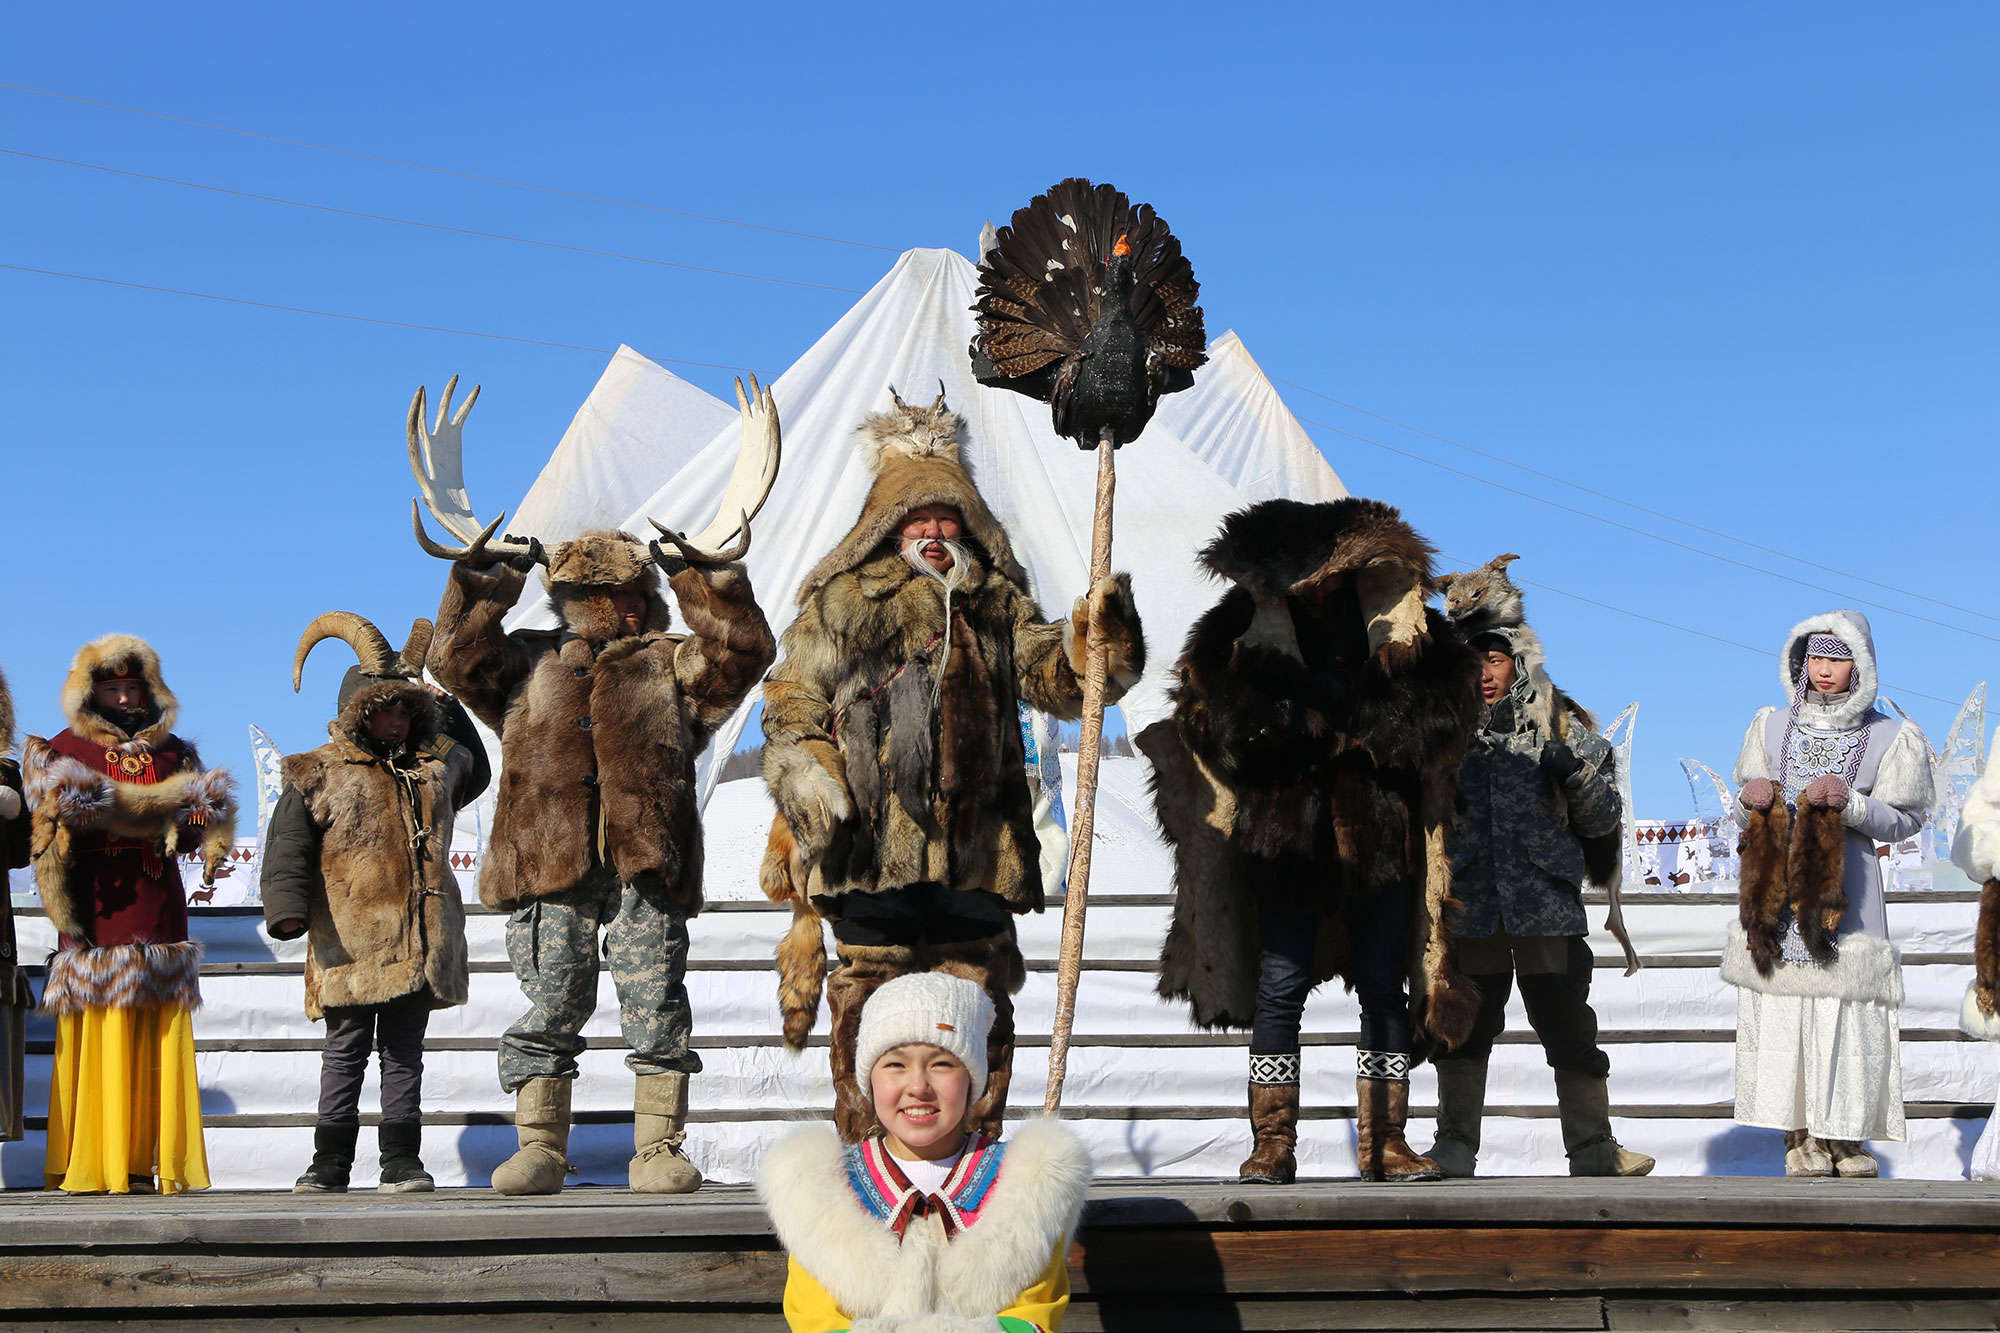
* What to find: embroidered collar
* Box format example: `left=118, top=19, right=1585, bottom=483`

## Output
left=844, top=1132, right=1006, bottom=1240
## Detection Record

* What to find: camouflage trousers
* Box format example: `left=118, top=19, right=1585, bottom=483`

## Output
left=497, top=870, right=701, bottom=1092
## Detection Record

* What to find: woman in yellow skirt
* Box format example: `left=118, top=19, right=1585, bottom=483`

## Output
left=23, top=635, right=234, bottom=1194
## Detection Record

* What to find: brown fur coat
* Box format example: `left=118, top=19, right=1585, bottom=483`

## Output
left=1149, top=498, right=1482, bottom=1051
left=260, top=679, right=482, bottom=1018
left=428, top=541, right=774, bottom=912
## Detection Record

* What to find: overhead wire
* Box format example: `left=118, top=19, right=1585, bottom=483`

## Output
left=0, top=148, right=865, bottom=294
left=1285, top=376, right=2000, bottom=627
left=0, top=81, right=899, bottom=253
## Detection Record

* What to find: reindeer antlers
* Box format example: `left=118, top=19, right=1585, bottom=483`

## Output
left=406, top=375, right=545, bottom=566
left=645, top=374, right=780, bottom=570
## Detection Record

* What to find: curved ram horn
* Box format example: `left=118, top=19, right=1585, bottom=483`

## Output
left=644, top=374, right=781, bottom=567
left=294, top=612, right=398, bottom=692
left=399, top=618, right=435, bottom=677
left=406, top=376, right=545, bottom=564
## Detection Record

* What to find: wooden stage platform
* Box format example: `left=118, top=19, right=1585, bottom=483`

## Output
left=4, top=1177, right=2000, bottom=1331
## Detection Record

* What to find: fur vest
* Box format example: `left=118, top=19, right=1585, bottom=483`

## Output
left=1723, top=610, right=1931, bottom=1004
left=758, top=1119, right=1088, bottom=1329
left=1148, top=498, right=1483, bottom=1049
left=763, top=546, right=1140, bottom=915
left=20, top=635, right=237, bottom=1016
left=260, top=678, right=480, bottom=1018
left=428, top=557, right=773, bottom=912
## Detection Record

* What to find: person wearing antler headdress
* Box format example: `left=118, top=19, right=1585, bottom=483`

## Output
left=411, top=374, right=779, bottom=1195
left=759, top=387, right=1145, bottom=1143
left=1726, top=611, right=1931, bottom=1178
left=22, top=635, right=237, bottom=1194
left=261, top=613, right=489, bottom=1194
left=0, top=666, right=31, bottom=1145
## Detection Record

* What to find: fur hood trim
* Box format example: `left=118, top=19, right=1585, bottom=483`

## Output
left=331, top=675, right=442, bottom=750
left=60, top=634, right=179, bottom=749
left=758, top=1119, right=1088, bottom=1322
left=1778, top=609, right=1878, bottom=731
left=40, top=940, right=202, bottom=1016
left=1961, top=982, right=2000, bottom=1042
left=1719, top=922, right=1903, bottom=1004
left=797, top=394, right=1028, bottom=604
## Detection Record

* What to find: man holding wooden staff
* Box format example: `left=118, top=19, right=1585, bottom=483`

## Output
left=760, top=388, right=1144, bottom=1141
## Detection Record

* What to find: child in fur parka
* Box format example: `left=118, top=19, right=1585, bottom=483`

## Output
left=758, top=972, right=1090, bottom=1333
left=1724, top=610, right=1932, bottom=1178
left=261, top=612, right=490, bottom=1193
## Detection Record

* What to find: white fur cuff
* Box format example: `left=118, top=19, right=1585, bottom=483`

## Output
left=1719, top=922, right=1904, bottom=1005
left=1961, top=984, right=2000, bottom=1042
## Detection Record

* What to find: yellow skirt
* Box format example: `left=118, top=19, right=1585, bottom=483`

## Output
left=45, top=1003, right=210, bottom=1194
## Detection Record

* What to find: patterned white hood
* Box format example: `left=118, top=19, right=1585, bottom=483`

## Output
left=1777, top=608, right=1879, bottom=731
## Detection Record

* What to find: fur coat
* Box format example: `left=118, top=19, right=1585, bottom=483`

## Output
left=260, top=676, right=487, bottom=1019
left=1147, top=498, right=1483, bottom=1050
left=428, top=534, right=774, bottom=912
left=758, top=1119, right=1088, bottom=1332
left=1723, top=609, right=1932, bottom=1005
left=1950, top=724, right=2000, bottom=1039
left=762, top=397, right=1142, bottom=919
left=21, top=635, right=237, bottom=1016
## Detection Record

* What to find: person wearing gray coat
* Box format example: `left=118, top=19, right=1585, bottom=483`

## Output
left=1428, top=626, right=1653, bottom=1178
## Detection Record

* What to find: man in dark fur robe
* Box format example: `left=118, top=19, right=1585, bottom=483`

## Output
left=761, top=389, right=1144, bottom=1142
left=1142, top=498, right=1481, bottom=1184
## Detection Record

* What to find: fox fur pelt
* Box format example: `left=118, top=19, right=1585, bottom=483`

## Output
left=1736, top=798, right=1848, bottom=974
left=1151, top=498, right=1483, bottom=1051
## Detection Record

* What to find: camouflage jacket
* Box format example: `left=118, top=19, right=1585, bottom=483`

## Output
left=1451, top=700, right=1620, bottom=939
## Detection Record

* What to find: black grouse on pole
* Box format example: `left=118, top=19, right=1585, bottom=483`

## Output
left=970, top=178, right=1206, bottom=447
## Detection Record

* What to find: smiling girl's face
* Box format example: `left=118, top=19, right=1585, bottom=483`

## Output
left=869, top=1042, right=973, bottom=1161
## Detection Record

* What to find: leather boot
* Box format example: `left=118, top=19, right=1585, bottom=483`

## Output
left=1427, top=1057, right=1487, bottom=1179
left=1554, top=1070, right=1654, bottom=1177
left=1826, top=1139, right=1878, bottom=1178
left=1238, top=1078, right=1300, bottom=1185
left=492, top=1077, right=572, bottom=1195
left=1785, top=1128, right=1834, bottom=1177
left=631, top=1072, right=703, bottom=1194
left=1355, top=1074, right=1441, bottom=1182
left=377, top=1121, right=435, bottom=1193
left=294, top=1120, right=358, bottom=1194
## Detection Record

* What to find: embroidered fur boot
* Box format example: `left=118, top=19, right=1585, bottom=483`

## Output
left=1784, top=1128, right=1834, bottom=1177
left=1238, top=1063, right=1301, bottom=1184
left=492, top=1077, right=572, bottom=1196
left=1355, top=1069, right=1442, bottom=1183
left=1554, top=1071, right=1654, bottom=1177
left=631, top=1072, right=703, bottom=1194
left=1427, top=1056, right=1487, bottom=1179
left=294, top=1120, right=358, bottom=1193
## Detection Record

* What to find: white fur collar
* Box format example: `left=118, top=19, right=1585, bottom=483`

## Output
left=1777, top=610, right=1878, bottom=731
left=757, top=1119, right=1090, bottom=1322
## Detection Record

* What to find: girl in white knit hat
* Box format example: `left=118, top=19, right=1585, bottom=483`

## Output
left=757, top=971, right=1091, bottom=1332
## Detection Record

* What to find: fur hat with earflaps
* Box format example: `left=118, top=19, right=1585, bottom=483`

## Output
left=796, top=387, right=1029, bottom=603
left=544, top=529, right=672, bottom=641
left=852, top=971, right=997, bottom=1096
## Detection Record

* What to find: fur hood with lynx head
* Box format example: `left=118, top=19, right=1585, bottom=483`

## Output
left=760, top=389, right=1143, bottom=1042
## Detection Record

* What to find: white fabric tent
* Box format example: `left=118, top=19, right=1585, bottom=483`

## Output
left=593, top=246, right=1346, bottom=799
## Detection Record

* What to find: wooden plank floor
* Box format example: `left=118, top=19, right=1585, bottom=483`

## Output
left=4, top=1179, right=2000, bottom=1330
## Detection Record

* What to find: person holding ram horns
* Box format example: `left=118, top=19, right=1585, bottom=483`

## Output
left=410, top=374, right=780, bottom=1195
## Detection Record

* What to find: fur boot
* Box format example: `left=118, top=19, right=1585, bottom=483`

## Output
left=929, top=930, right=1024, bottom=1140
left=827, top=941, right=915, bottom=1143
left=493, top=1077, right=571, bottom=1195
left=1428, top=1057, right=1487, bottom=1179
left=1553, top=1070, right=1654, bottom=1177
left=1238, top=1079, right=1300, bottom=1185
left=1355, top=1075, right=1441, bottom=1183
left=294, top=1121, right=358, bottom=1193
left=377, top=1121, right=434, bottom=1193
left=1784, top=1128, right=1834, bottom=1178
left=1826, top=1139, right=1877, bottom=1178
left=631, top=1071, right=702, bottom=1194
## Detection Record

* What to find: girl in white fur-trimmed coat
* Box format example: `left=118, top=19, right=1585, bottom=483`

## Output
left=758, top=972, right=1089, bottom=1333
left=1723, top=610, right=1933, bottom=1177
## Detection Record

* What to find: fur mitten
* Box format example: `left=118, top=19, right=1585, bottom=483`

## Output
left=1064, top=572, right=1145, bottom=695
left=1738, top=778, right=1777, bottom=812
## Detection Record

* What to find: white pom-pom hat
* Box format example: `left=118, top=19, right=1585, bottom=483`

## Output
left=854, top=971, right=995, bottom=1096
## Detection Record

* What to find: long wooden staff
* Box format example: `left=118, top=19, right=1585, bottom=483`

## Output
left=1045, top=425, right=1117, bottom=1112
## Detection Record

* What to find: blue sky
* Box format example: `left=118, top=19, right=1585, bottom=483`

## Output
left=3, top=3, right=1994, bottom=817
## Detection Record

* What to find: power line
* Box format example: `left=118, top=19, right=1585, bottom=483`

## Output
left=1, top=148, right=865, bottom=295
left=0, top=80, right=899, bottom=253
left=1301, top=413, right=2000, bottom=647
left=0, top=262, right=758, bottom=371
left=1281, top=376, right=1999, bottom=627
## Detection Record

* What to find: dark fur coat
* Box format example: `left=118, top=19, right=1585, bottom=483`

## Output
left=1149, top=498, right=1483, bottom=1050
left=428, top=542, right=774, bottom=912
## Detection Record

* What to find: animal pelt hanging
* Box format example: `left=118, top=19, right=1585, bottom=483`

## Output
left=1976, top=877, right=2000, bottom=1021
left=1149, top=497, right=1483, bottom=1052
left=1736, top=798, right=1848, bottom=973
